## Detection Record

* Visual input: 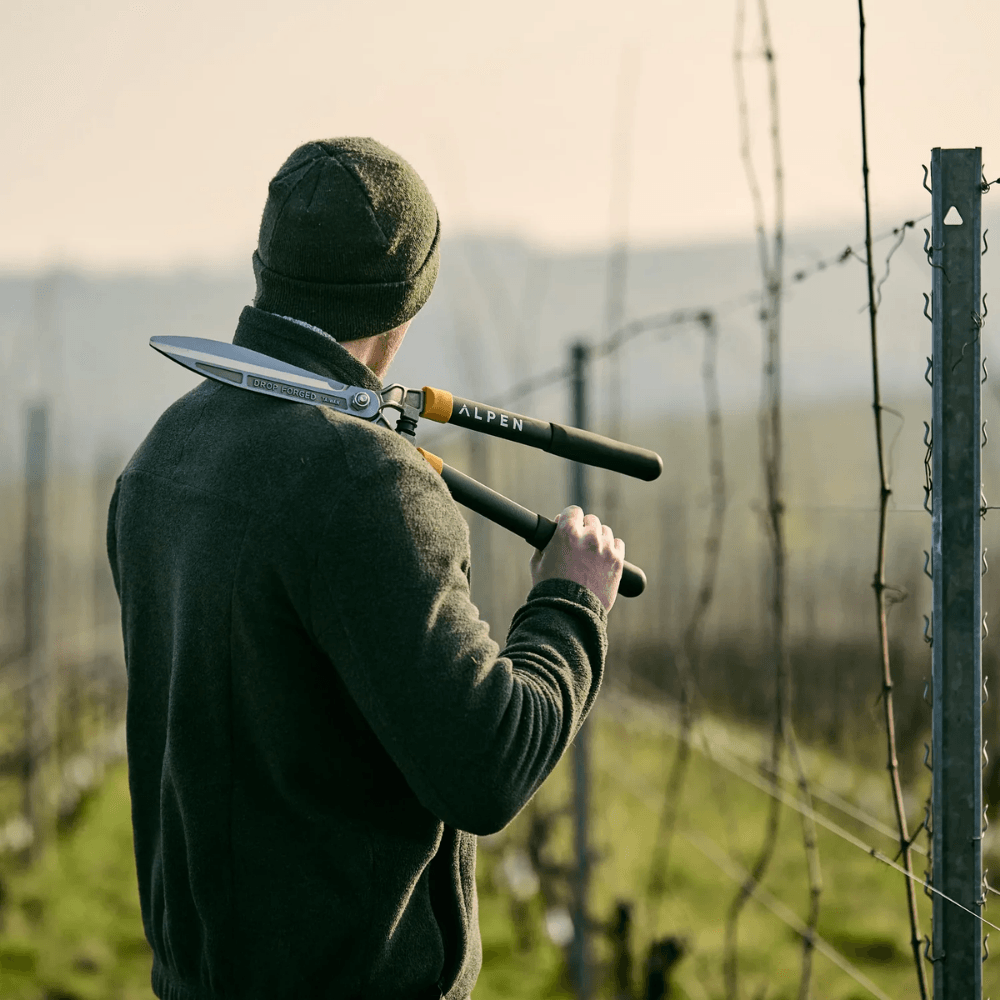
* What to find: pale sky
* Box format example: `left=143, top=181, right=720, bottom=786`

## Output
left=3, top=0, right=999, bottom=270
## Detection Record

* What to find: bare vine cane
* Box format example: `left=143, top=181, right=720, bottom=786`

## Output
left=641, top=311, right=728, bottom=935
left=724, top=2, right=823, bottom=997
left=857, top=1, right=929, bottom=995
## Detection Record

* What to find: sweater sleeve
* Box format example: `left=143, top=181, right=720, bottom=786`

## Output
left=106, top=475, right=122, bottom=600
left=309, top=436, right=608, bottom=836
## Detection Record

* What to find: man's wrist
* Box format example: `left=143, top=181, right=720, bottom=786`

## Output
left=526, top=577, right=608, bottom=622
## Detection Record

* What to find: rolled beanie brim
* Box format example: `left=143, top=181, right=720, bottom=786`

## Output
left=253, top=216, right=439, bottom=341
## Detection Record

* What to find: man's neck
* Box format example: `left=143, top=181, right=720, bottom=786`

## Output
left=263, top=310, right=408, bottom=380
left=270, top=313, right=335, bottom=341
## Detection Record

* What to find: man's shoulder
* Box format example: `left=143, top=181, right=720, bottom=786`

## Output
left=125, top=380, right=222, bottom=475
left=309, top=405, right=430, bottom=479
left=130, top=381, right=446, bottom=512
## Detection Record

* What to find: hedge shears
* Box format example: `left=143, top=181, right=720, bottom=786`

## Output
left=149, top=335, right=662, bottom=597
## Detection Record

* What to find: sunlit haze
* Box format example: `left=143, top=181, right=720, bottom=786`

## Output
left=3, top=0, right=999, bottom=270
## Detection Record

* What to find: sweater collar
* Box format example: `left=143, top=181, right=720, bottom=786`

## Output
left=232, top=305, right=383, bottom=394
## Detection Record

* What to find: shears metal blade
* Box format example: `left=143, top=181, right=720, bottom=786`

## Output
left=149, top=335, right=383, bottom=421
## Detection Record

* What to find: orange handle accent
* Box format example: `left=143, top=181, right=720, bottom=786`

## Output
left=421, top=385, right=454, bottom=423
left=416, top=447, right=444, bottom=475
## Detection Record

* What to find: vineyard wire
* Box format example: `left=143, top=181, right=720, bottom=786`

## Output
left=416, top=205, right=938, bottom=435
left=596, top=705, right=894, bottom=1000
left=597, top=692, right=1000, bottom=964
left=603, top=685, right=925, bottom=858
left=685, top=832, right=892, bottom=1000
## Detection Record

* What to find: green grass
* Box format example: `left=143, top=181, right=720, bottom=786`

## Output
left=472, top=689, right=990, bottom=1000
left=0, top=763, right=154, bottom=1000
left=2, top=693, right=997, bottom=999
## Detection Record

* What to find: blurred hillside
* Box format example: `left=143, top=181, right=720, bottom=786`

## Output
left=4, top=214, right=1000, bottom=472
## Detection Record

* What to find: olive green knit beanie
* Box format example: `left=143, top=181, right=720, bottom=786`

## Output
left=252, top=138, right=440, bottom=341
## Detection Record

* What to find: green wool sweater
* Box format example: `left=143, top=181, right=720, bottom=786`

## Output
left=107, top=306, right=608, bottom=1000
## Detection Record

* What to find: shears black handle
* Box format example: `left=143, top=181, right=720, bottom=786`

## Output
left=420, top=386, right=662, bottom=482
left=418, top=449, right=647, bottom=599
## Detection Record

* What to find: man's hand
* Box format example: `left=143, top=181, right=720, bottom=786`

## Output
left=529, top=506, right=625, bottom=612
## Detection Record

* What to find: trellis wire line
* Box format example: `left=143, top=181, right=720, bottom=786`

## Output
left=415, top=309, right=708, bottom=453
left=579, top=210, right=933, bottom=359
left=497, top=363, right=572, bottom=407
left=690, top=731, right=909, bottom=870
left=857, top=1, right=929, bottom=995
left=455, top=171, right=930, bottom=408
left=775, top=212, right=933, bottom=291
left=595, top=706, right=1000, bottom=945
left=601, top=687, right=928, bottom=858
left=618, top=674, right=748, bottom=861
left=592, top=731, right=894, bottom=1000
left=686, top=831, right=893, bottom=1000
left=422, top=200, right=935, bottom=447
left=704, top=213, right=929, bottom=318
left=500, top=309, right=705, bottom=404
left=817, top=803, right=999, bottom=934
left=778, top=504, right=945, bottom=512
left=641, top=311, right=728, bottom=936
